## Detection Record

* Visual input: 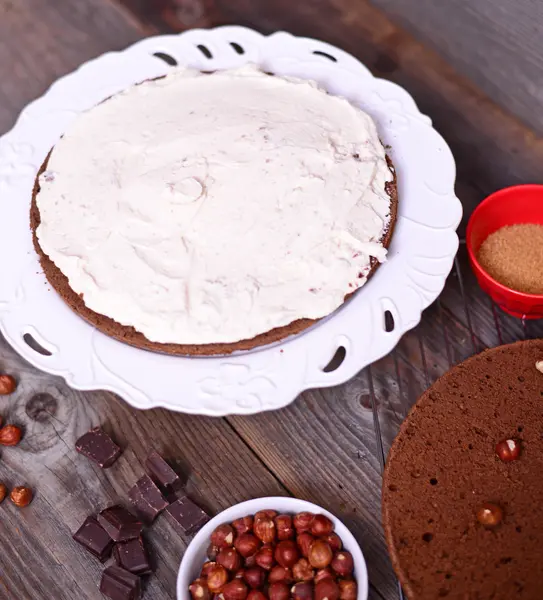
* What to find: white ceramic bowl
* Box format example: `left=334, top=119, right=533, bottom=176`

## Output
left=177, top=497, right=369, bottom=600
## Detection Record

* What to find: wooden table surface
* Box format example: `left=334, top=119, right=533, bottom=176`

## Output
left=1, top=1, right=543, bottom=599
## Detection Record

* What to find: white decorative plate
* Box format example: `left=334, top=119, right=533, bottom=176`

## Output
left=0, top=26, right=462, bottom=415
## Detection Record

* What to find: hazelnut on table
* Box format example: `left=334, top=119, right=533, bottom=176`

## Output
left=10, top=486, right=33, bottom=507
left=0, top=374, right=17, bottom=395
left=0, top=424, right=23, bottom=446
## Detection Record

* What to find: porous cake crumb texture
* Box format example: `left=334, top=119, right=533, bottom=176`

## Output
left=383, top=340, right=543, bottom=599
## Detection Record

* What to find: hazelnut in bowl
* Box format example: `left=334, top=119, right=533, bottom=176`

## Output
left=177, top=497, right=368, bottom=600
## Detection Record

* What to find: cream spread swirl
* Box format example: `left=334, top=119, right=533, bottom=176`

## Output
left=36, top=65, right=393, bottom=345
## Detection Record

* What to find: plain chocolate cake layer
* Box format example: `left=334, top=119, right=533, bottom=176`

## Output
left=383, top=339, right=543, bottom=599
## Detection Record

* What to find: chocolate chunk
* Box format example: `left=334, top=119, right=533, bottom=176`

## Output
left=114, top=536, right=152, bottom=575
left=165, top=486, right=185, bottom=505
left=145, top=450, right=180, bottom=489
left=166, top=495, right=209, bottom=535
left=73, top=516, right=113, bottom=561
left=100, top=565, right=141, bottom=600
left=97, top=506, right=143, bottom=542
left=128, top=474, right=168, bottom=523
left=75, top=427, right=122, bottom=468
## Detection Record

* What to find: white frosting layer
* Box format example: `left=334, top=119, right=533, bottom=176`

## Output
left=36, top=66, right=393, bottom=345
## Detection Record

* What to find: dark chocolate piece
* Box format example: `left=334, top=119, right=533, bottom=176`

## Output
left=97, top=505, right=143, bottom=542
left=145, top=450, right=179, bottom=489
left=75, top=427, right=122, bottom=468
left=128, top=474, right=168, bottom=523
left=165, top=487, right=184, bottom=505
left=114, top=537, right=152, bottom=575
left=166, top=495, right=209, bottom=535
left=100, top=565, right=141, bottom=600
left=73, top=516, right=113, bottom=561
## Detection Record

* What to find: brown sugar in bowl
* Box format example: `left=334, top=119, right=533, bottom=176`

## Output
left=467, top=184, right=543, bottom=319
left=477, top=224, right=543, bottom=295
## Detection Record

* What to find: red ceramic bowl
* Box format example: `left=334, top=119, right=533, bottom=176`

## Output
left=467, top=184, right=543, bottom=319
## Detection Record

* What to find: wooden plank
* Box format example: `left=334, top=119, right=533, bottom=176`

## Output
left=371, top=0, right=543, bottom=136
left=0, top=332, right=287, bottom=599
left=116, top=0, right=224, bottom=31
left=440, top=247, right=525, bottom=348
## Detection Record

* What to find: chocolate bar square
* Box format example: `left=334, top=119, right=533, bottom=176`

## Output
left=100, top=565, right=141, bottom=600
left=75, top=427, right=122, bottom=468
left=166, top=495, right=209, bottom=535
left=114, top=537, right=152, bottom=575
left=73, top=516, right=113, bottom=561
left=128, top=474, right=168, bottom=523
left=97, top=506, right=143, bottom=542
left=145, top=450, right=179, bottom=489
